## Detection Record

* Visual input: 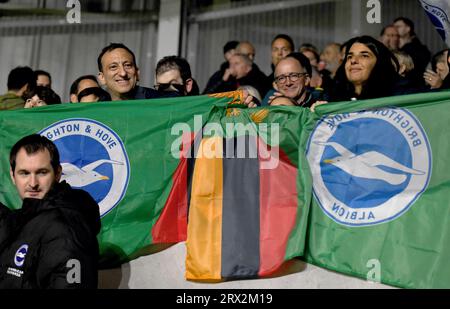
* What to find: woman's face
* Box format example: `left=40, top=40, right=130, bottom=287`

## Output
left=345, top=42, right=377, bottom=87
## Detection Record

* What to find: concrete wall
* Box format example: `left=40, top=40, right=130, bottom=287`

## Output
left=98, top=243, right=392, bottom=289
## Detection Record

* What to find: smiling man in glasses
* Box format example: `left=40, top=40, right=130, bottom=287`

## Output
left=270, top=52, right=327, bottom=108
left=155, top=56, right=196, bottom=96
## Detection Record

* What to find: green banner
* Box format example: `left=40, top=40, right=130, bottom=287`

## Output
left=2, top=90, right=450, bottom=287
left=0, top=94, right=235, bottom=267
left=304, top=90, right=450, bottom=288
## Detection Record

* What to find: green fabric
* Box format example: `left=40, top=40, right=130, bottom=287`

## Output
left=0, top=96, right=232, bottom=267
left=304, top=90, right=450, bottom=288
left=2, top=89, right=450, bottom=288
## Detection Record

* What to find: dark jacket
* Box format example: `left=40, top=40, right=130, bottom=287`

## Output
left=261, top=87, right=328, bottom=107
left=133, top=85, right=178, bottom=100
left=401, top=37, right=431, bottom=86
left=0, top=181, right=100, bottom=289
left=203, top=61, right=229, bottom=94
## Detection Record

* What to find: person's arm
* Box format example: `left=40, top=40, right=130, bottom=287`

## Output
left=423, top=69, right=443, bottom=89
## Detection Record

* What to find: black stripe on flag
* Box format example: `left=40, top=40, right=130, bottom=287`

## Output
left=221, top=135, right=260, bottom=279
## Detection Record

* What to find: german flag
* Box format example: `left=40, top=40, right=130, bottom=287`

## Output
left=185, top=135, right=300, bottom=280
left=151, top=106, right=310, bottom=281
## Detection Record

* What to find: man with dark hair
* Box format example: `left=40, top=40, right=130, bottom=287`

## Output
left=97, top=43, right=165, bottom=101
left=69, top=75, right=100, bottom=103
left=259, top=34, right=297, bottom=105
left=0, top=134, right=100, bottom=289
left=155, top=56, right=194, bottom=96
left=0, top=66, right=35, bottom=111
left=203, top=40, right=239, bottom=94
left=393, top=17, right=431, bottom=83
left=35, top=70, right=52, bottom=88
left=271, top=34, right=295, bottom=66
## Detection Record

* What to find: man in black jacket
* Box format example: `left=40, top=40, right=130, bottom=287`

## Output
left=394, top=17, right=431, bottom=85
left=0, top=134, right=100, bottom=289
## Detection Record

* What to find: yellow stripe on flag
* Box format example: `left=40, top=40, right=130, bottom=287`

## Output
left=186, top=137, right=223, bottom=280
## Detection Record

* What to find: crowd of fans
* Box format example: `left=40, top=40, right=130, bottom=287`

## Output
left=0, top=17, right=449, bottom=112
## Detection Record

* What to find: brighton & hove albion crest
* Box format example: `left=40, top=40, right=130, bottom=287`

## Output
left=306, top=108, right=432, bottom=226
left=40, top=119, right=130, bottom=217
left=14, top=244, right=29, bottom=267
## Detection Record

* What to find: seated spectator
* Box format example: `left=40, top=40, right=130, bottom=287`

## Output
left=394, top=17, right=431, bottom=85
left=299, top=44, right=320, bottom=68
left=236, top=41, right=256, bottom=62
left=394, top=51, right=414, bottom=77
left=97, top=43, right=170, bottom=101
left=207, top=53, right=270, bottom=99
left=300, top=44, right=323, bottom=89
left=69, top=75, right=100, bottom=103
left=155, top=56, right=194, bottom=96
left=23, top=86, right=61, bottom=108
left=330, top=36, right=399, bottom=101
left=237, top=40, right=267, bottom=86
left=77, top=87, right=112, bottom=103
left=269, top=34, right=295, bottom=83
left=393, top=51, right=421, bottom=94
left=379, top=25, right=400, bottom=51
left=0, top=66, right=35, bottom=111
left=424, top=49, right=450, bottom=90
left=320, top=43, right=342, bottom=79
left=203, top=40, right=239, bottom=94
left=35, top=69, right=52, bottom=88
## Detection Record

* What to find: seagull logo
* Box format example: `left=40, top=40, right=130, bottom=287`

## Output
left=307, top=108, right=431, bottom=226
left=316, top=141, right=425, bottom=185
left=40, top=118, right=130, bottom=217
left=61, top=160, right=124, bottom=187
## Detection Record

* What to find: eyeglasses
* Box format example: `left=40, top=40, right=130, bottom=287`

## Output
left=274, top=72, right=308, bottom=84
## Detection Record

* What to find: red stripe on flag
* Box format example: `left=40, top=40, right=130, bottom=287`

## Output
left=152, top=133, right=194, bottom=243
left=258, top=139, right=298, bottom=276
